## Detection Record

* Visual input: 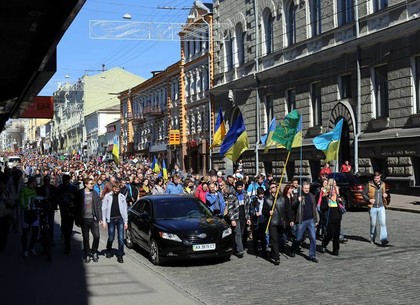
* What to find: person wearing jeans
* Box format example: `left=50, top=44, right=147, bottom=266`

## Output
left=362, top=172, right=389, bottom=246
left=76, top=178, right=102, bottom=263
left=292, top=182, right=319, bottom=263
left=102, top=183, right=128, bottom=263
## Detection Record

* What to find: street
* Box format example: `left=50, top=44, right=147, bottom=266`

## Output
left=2, top=209, right=420, bottom=305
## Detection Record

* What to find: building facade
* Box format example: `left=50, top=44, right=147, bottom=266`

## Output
left=51, top=68, right=145, bottom=155
left=120, top=1, right=214, bottom=175
left=211, top=0, right=420, bottom=192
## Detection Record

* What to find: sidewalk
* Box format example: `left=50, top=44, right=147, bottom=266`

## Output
left=387, top=193, right=420, bottom=213
left=0, top=217, right=200, bottom=305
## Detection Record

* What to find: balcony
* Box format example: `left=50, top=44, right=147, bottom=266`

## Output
left=143, top=105, right=164, bottom=117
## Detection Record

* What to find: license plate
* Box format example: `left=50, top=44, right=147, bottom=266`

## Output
left=192, top=243, right=216, bottom=251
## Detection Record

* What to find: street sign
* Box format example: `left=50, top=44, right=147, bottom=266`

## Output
left=169, top=130, right=180, bottom=145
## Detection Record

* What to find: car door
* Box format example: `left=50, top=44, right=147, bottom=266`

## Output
left=129, top=200, right=145, bottom=245
left=138, top=200, right=153, bottom=247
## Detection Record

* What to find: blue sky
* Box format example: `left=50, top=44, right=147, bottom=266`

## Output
left=40, top=0, right=193, bottom=95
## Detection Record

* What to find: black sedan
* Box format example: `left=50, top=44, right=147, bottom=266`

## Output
left=125, top=194, right=234, bottom=265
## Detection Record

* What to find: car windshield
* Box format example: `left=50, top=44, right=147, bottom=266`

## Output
left=8, top=157, right=21, bottom=163
left=153, top=197, right=214, bottom=220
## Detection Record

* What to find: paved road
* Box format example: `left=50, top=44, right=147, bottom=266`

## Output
left=1, top=207, right=420, bottom=305
left=126, top=208, right=420, bottom=305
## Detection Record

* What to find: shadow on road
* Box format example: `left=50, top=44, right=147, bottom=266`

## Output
left=0, top=222, right=88, bottom=305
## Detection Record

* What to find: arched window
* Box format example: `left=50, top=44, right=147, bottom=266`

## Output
left=225, top=31, right=233, bottom=70
left=310, top=0, right=322, bottom=36
left=287, top=1, right=297, bottom=46
left=235, top=23, right=245, bottom=65
left=262, top=9, right=274, bottom=55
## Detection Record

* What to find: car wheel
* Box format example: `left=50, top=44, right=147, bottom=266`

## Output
left=149, top=238, right=162, bottom=265
left=125, top=226, right=134, bottom=249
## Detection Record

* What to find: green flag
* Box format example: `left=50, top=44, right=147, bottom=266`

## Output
left=271, top=109, right=301, bottom=151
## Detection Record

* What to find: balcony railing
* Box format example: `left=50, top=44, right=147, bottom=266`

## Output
left=143, top=105, right=164, bottom=116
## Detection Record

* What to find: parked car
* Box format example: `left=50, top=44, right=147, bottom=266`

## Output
left=125, top=194, right=234, bottom=265
left=310, top=173, right=391, bottom=210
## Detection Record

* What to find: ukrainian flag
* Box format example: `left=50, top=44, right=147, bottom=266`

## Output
left=263, top=117, right=277, bottom=153
left=151, top=156, right=161, bottom=173
left=162, top=159, right=168, bottom=180
left=112, top=135, right=119, bottom=164
left=210, top=107, right=226, bottom=149
left=313, top=118, right=344, bottom=162
left=220, top=113, right=249, bottom=162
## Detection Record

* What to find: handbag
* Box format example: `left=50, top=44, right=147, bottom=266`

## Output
left=338, top=203, right=347, bottom=215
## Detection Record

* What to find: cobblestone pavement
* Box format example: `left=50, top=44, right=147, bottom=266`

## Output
left=125, top=209, right=420, bottom=305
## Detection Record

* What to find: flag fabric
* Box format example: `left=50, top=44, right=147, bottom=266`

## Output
left=112, top=135, right=119, bottom=164
left=271, top=109, right=301, bottom=151
left=151, top=156, right=161, bottom=173
left=210, top=107, right=226, bottom=149
left=313, top=118, right=344, bottom=162
left=263, top=117, right=277, bottom=153
left=276, top=115, right=302, bottom=149
left=162, top=159, right=168, bottom=180
left=220, top=113, right=250, bottom=162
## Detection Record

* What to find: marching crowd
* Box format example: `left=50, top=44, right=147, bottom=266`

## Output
left=0, top=153, right=390, bottom=265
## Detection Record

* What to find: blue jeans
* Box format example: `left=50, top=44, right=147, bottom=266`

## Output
left=296, top=218, right=317, bottom=259
left=107, top=217, right=125, bottom=256
left=369, top=207, right=388, bottom=242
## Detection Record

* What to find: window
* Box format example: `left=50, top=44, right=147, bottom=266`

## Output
left=310, top=0, right=322, bottom=36
left=311, top=83, right=322, bottom=126
left=225, top=32, right=233, bottom=70
left=262, top=9, right=274, bottom=55
left=414, top=57, right=420, bottom=113
left=235, top=23, right=245, bottom=65
left=287, top=1, right=297, bottom=46
left=373, top=0, right=388, bottom=12
left=265, top=95, right=274, bottom=134
left=340, top=74, right=352, bottom=99
left=338, top=0, right=354, bottom=26
left=374, top=65, right=389, bottom=118
left=287, top=89, right=296, bottom=113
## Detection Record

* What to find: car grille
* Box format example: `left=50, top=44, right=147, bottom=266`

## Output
left=184, top=231, right=219, bottom=243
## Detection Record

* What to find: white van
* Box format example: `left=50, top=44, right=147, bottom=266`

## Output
left=7, top=156, right=22, bottom=169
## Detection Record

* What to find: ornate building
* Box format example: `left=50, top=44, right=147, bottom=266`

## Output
left=211, top=0, right=420, bottom=192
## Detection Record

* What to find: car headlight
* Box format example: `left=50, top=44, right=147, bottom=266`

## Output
left=159, top=232, right=182, bottom=242
left=222, top=227, right=232, bottom=238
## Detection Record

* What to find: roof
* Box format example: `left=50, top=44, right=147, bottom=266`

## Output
left=0, top=0, right=86, bottom=131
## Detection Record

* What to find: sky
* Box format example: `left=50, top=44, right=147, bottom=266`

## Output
left=39, top=0, right=194, bottom=96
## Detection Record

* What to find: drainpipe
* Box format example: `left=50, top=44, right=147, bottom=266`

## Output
left=254, top=0, right=261, bottom=175
left=354, top=0, right=361, bottom=173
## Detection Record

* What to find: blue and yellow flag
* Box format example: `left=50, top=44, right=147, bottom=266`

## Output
left=112, top=135, right=119, bottom=164
left=151, top=156, right=161, bottom=173
left=313, top=118, right=344, bottom=162
left=210, top=107, right=226, bottom=149
left=263, top=117, right=277, bottom=153
left=220, top=113, right=249, bottom=162
left=162, top=159, right=168, bottom=180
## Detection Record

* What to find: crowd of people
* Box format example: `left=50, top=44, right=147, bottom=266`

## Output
left=0, top=153, right=390, bottom=265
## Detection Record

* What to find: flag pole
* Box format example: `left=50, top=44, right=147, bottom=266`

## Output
left=265, top=150, right=291, bottom=233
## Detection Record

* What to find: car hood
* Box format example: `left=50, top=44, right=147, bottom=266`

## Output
left=155, top=217, right=227, bottom=233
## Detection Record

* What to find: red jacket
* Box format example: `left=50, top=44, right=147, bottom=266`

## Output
left=194, top=184, right=208, bottom=204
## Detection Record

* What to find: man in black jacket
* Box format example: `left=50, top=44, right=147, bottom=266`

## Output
left=75, top=178, right=102, bottom=263
left=291, top=182, right=319, bottom=263
left=57, top=174, right=78, bottom=254
left=263, top=183, right=291, bottom=265
left=36, top=176, right=57, bottom=245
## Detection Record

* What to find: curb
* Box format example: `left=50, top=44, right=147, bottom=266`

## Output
left=387, top=206, right=420, bottom=214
